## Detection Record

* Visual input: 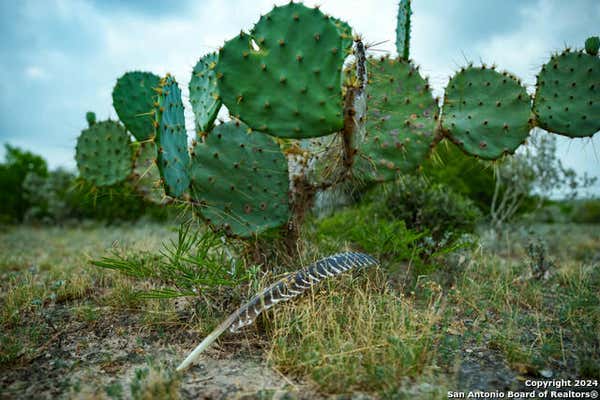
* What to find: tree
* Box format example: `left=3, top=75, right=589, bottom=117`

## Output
left=0, top=144, right=48, bottom=223
left=490, top=129, right=596, bottom=231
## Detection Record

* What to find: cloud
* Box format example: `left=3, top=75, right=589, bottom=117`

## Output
left=25, top=66, right=48, bottom=80
left=0, top=0, right=598, bottom=195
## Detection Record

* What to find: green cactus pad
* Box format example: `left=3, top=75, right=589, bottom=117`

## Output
left=155, top=75, right=190, bottom=198
left=442, top=67, right=531, bottom=159
left=216, top=3, right=352, bottom=138
left=75, top=120, right=132, bottom=186
left=585, top=36, right=599, bottom=56
left=189, top=121, right=290, bottom=237
left=396, top=0, right=411, bottom=59
left=112, top=71, right=161, bottom=141
left=331, top=17, right=353, bottom=54
left=359, top=57, right=438, bottom=181
left=189, top=52, right=221, bottom=133
left=86, top=111, right=96, bottom=127
left=132, top=141, right=166, bottom=204
left=533, top=50, right=599, bottom=138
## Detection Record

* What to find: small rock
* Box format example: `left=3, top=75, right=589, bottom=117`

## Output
left=540, top=369, right=553, bottom=378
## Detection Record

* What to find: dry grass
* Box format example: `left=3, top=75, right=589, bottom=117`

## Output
left=0, top=221, right=598, bottom=398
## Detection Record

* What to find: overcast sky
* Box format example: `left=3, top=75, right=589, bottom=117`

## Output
left=0, top=0, right=598, bottom=195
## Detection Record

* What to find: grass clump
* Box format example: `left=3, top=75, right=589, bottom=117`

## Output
left=267, top=269, right=451, bottom=395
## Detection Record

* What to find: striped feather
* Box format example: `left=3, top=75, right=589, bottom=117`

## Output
left=176, top=252, right=379, bottom=371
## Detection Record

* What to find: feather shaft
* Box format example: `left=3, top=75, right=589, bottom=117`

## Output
left=176, top=252, right=378, bottom=371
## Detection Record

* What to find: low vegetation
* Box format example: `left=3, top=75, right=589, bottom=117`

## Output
left=1, top=209, right=598, bottom=398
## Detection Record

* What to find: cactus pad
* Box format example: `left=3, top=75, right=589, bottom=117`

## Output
left=113, top=71, right=160, bottom=141
left=533, top=50, right=599, bottom=138
left=442, top=67, right=531, bottom=159
left=86, top=111, right=96, bottom=127
left=216, top=3, right=352, bottom=138
left=189, top=121, right=290, bottom=237
left=331, top=17, right=353, bottom=54
left=132, top=141, right=166, bottom=204
left=75, top=120, right=132, bottom=186
left=396, top=0, right=411, bottom=59
left=189, top=52, right=221, bottom=133
left=155, top=75, right=190, bottom=198
left=359, top=57, right=438, bottom=181
left=585, top=36, right=599, bottom=56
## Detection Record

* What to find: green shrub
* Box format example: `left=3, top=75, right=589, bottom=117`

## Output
left=381, top=175, right=482, bottom=241
left=315, top=203, right=423, bottom=261
left=0, top=144, right=47, bottom=223
left=313, top=199, right=474, bottom=276
left=572, top=199, right=600, bottom=224
left=421, top=141, right=496, bottom=212
left=22, top=169, right=168, bottom=224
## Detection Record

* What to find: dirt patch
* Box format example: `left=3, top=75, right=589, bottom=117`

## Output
left=0, top=307, right=321, bottom=399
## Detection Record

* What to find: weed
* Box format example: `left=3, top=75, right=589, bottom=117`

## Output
left=92, top=221, right=249, bottom=299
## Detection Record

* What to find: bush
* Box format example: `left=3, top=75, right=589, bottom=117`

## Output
left=421, top=140, right=496, bottom=212
left=313, top=175, right=480, bottom=271
left=572, top=199, right=600, bottom=224
left=0, top=143, right=168, bottom=224
left=22, top=169, right=169, bottom=223
left=381, top=175, right=482, bottom=241
left=0, top=144, right=47, bottom=223
left=315, top=203, right=423, bottom=261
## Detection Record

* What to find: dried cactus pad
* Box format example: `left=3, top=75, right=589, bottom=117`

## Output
left=155, top=75, right=190, bottom=198
left=75, top=120, right=132, bottom=186
left=533, top=50, right=599, bottom=138
left=189, top=52, right=221, bottom=133
left=112, top=71, right=161, bottom=141
left=132, top=141, right=166, bottom=204
left=360, top=57, right=438, bottom=181
left=189, top=121, right=290, bottom=237
left=442, top=67, right=531, bottom=160
left=216, top=3, right=352, bottom=138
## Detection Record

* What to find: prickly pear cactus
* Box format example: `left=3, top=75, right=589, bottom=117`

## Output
left=360, top=57, right=438, bottom=181
left=113, top=71, right=161, bottom=141
left=154, top=75, right=190, bottom=198
left=189, top=52, right=221, bottom=134
left=396, top=0, right=411, bottom=59
left=86, top=111, right=96, bottom=127
left=75, top=120, right=132, bottom=186
left=441, top=66, right=531, bottom=159
left=189, top=121, right=290, bottom=237
left=132, top=141, right=165, bottom=204
left=216, top=2, right=352, bottom=138
left=533, top=49, right=599, bottom=138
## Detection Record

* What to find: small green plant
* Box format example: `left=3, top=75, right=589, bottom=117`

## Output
left=92, top=221, right=250, bottom=298
left=130, top=364, right=180, bottom=400
left=526, top=237, right=555, bottom=280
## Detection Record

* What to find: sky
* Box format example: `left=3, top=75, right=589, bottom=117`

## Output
left=0, top=0, right=599, bottom=195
